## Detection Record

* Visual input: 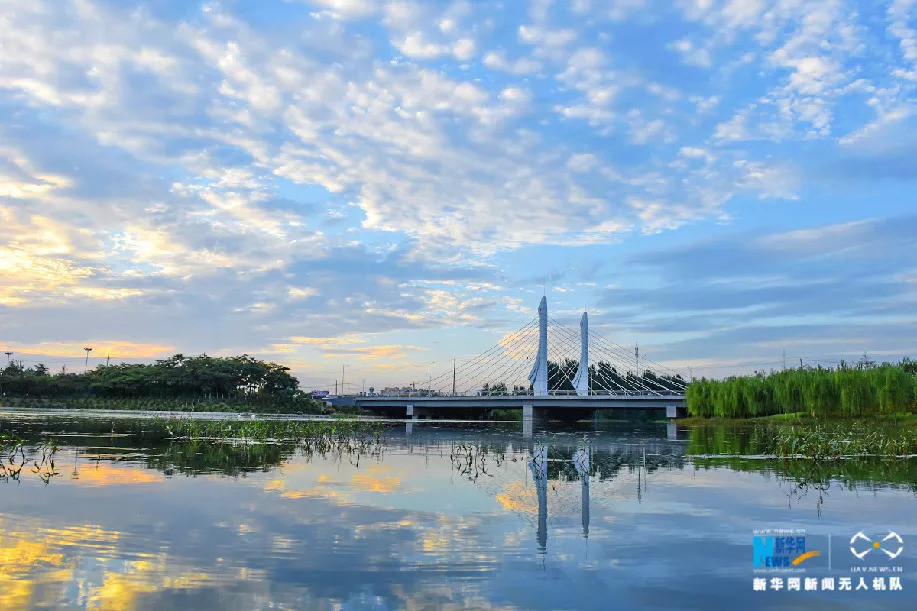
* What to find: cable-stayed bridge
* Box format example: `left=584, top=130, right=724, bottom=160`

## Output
left=356, top=297, right=687, bottom=425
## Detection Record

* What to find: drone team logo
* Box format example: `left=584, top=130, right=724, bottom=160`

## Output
left=850, top=532, right=904, bottom=560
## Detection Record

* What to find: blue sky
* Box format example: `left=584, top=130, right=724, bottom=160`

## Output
left=1, top=0, right=915, bottom=390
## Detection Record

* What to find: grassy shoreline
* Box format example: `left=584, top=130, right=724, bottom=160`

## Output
left=676, top=412, right=917, bottom=425
left=0, top=395, right=329, bottom=414
left=683, top=415, right=917, bottom=459
left=686, top=361, right=916, bottom=419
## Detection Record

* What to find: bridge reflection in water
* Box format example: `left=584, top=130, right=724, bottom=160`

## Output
left=399, top=424, right=687, bottom=555
left=530, top=442, right=592, bottom=552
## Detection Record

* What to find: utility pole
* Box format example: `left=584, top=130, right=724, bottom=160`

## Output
left=362, top=379, right=365, bottom=395
left=4, top=351, right=12, bottom=364
left=106, top=354, right=111, bottom=366
left=334, top=380, right=338, bottom=395
left=84, top=347, right=93, bottom=368
left=800, top=358, right=803, bottom=369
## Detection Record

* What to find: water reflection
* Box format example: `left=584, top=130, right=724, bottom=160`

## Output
left=1, top=412, right=916, bottom=609
left=573, top=446, right=590, bottom=539
left=0, top=515, right=225, bottom=610
left=530, top=444, right=548, bottom=553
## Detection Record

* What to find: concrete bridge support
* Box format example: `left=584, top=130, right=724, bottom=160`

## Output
left=522, top=404, right=548, bottom=438
left=406, top=405, right=431, bottom=420
left=665, top=405, right=686, bottom=419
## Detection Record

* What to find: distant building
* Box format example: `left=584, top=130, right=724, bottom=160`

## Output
left=311, top=390, right=330, bottom=399
left=379, top=386, right=436, bottom=397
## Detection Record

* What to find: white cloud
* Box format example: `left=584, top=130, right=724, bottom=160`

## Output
left=733, top=160, right=800, bottom=200
left=626, top=111, right=676, bottom=145
left=566, top=153, right=599, bottom=173
left=309, top=0, right=377, bottom=19
left=721, top=0, right=765, bottom=29
left=838, top=105, right=913, bottom=149
left=452, top=37, right=476, bottom=61
left=889, top=0, right=917, bottom=76
left=482, top=51, right=541, bottom=74
left=677, top=146, right=715, bottom=164
left=669, top=38, right=712, bottom=68
left=395, top=33, right=447, bottom=59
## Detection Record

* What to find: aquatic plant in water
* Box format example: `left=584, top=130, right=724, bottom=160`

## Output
left=0, top=432, right=59, bottom=484
left=155, top=417, right=387, bottom=467
left=687, top=420, right=917, bottom=459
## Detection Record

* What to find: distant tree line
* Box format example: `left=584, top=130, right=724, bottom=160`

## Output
left=479, top=359, right=686, bottom=395
left=685, top=358, right=917, bottom=418
left=0, top=354, right=313, bottom=409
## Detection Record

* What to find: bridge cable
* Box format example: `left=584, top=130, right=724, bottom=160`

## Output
left=548, top=319, right=664, bottom=396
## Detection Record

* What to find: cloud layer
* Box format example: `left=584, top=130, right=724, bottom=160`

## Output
left=1, top=0, right=915, bottom=385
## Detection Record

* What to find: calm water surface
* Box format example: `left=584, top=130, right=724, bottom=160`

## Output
left=1, top=409, right=915, bottom=610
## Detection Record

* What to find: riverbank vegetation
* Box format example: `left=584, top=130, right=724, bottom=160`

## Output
left=1, top=414, right=385, bottom=482
left=687, top=419, right=917, bottom=460
left=0, top=396, right=322, bottom=414
left=685, top=359, right=917, bottom=419
left=158, top=415, right=379, bottom=443
left=0, top=354, right=322, bottom=413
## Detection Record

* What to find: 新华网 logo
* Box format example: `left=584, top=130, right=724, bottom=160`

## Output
left=753, top=535, right=821, bottom=569
left=850, top=532, right=904, bottom=560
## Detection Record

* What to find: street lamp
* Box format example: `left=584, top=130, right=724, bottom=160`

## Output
left=3, top=351, right=12, bottom=364
left=84, top=347, right=93, bottom=368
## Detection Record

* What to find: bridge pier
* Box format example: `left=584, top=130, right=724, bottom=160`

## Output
left=406, top=405, right=430, bottom=420
left=522, top=404, right=548, bottom=438
left=665, top=405, right=687, bottom=419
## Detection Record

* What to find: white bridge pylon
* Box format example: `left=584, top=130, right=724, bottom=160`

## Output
left=532, top=300, right=589, bottom=397
left=572, top=311, right=588, bottom=397
left=528, top=296, right=549, bottom=396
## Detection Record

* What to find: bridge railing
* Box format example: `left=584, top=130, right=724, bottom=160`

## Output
left=361, top=389, right=685, bottom=398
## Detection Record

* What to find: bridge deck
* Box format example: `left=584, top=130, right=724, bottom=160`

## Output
left=355, top=394, right=685, bottom=409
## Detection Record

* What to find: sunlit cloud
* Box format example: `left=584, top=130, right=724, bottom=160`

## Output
left=7, top=341, right=174, bottom=359
left=70, top=465, right=165, bottom=487
left=321, top=344, right=428, bottom=361
left=0, top=516, right=218, bottom=611
left=350, top=465, right=401, bottom=493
